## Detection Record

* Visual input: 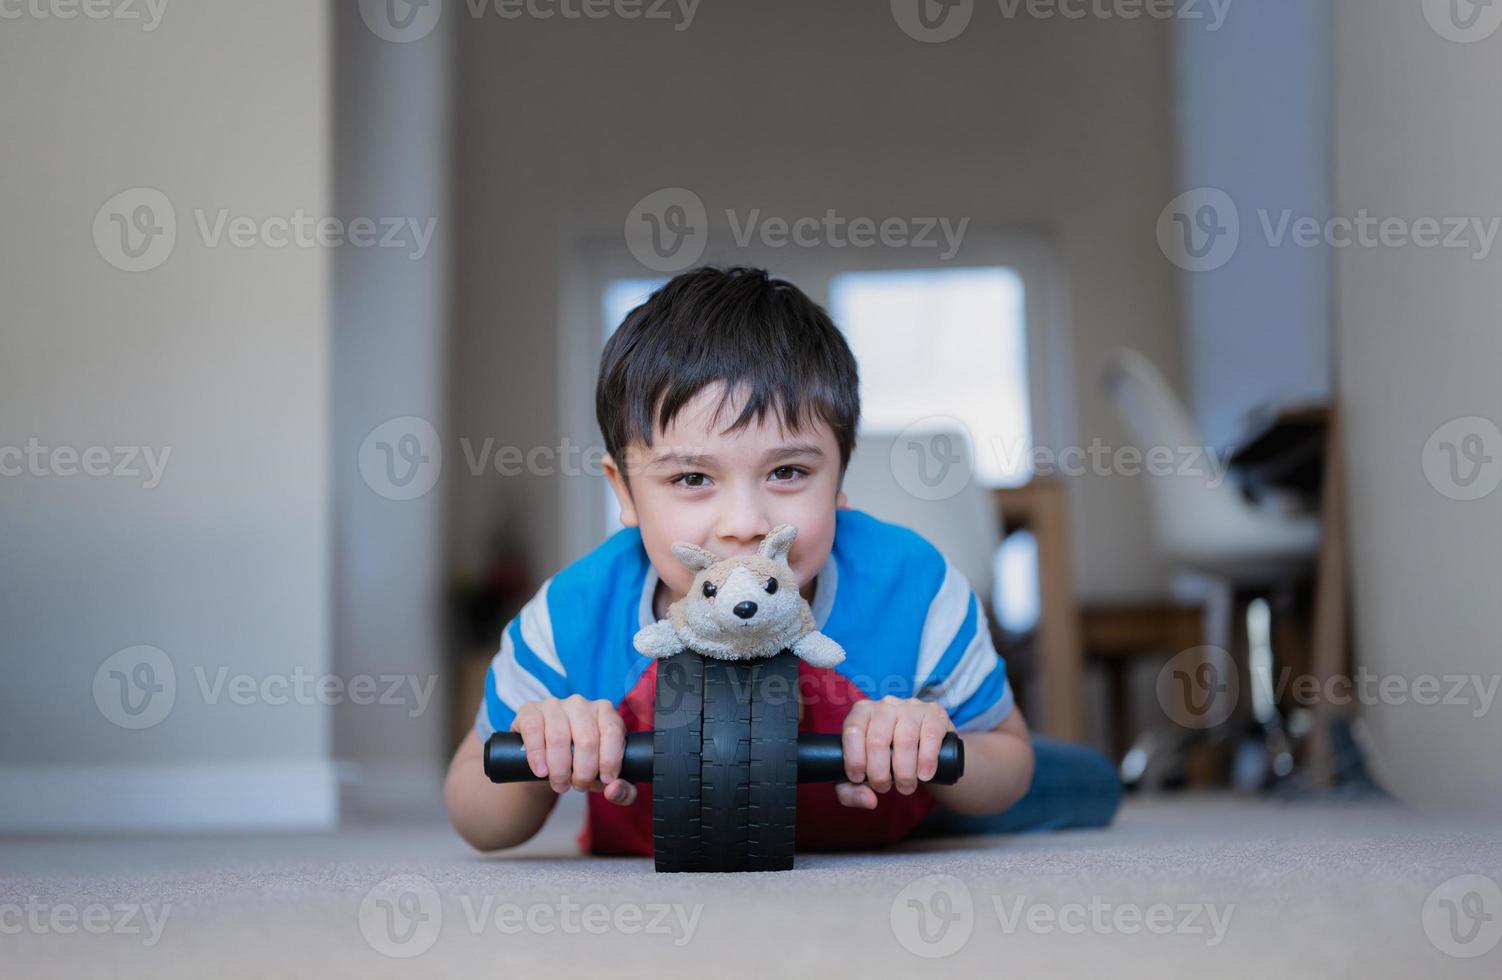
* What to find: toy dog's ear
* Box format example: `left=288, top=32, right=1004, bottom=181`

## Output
left=758, top=524, right=797, bottom=563
left=671, top=541, right=719, bottom=572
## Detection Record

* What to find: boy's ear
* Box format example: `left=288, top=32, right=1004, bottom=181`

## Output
left=758, top=524, right=798, bottom=562
left=672, top=542, right=719, bottom=572
left=602, top=453, right=638, bottom=527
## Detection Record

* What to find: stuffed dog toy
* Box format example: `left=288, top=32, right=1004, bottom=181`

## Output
left=633, top=524, right=846, bottom=668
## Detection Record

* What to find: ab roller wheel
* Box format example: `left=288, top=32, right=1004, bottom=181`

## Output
left=484, top=650, right=965, bottom=872
left=652, top=652, right=705, bottom=872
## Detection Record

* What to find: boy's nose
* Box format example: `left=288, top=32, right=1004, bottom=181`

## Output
left=732, top=600, right=758, bottom=619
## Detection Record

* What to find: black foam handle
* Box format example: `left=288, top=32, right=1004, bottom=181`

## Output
left=484, top=731, right=655, bottom=783
left=795, top=732, right=965, bottom=784
left=484, top=730, right=964, bottom=785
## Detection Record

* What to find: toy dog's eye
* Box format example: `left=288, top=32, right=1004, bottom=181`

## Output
left=702, top=581, right=717, bottom=599
left=765, top=577, right=778, bottom=595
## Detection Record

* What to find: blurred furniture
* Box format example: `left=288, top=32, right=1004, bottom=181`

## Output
left=992, top=479, right=1085, bottom=742
left=1100, top=348, right=1323, bottom=788
left=1230, top=404, right=1349, bottom=785
left=1101, top=349, right=1321, bottom=581
left=1230, top=404, right=1329, bottom=510
left=1082, top=602, right=1204, bottom=761
left=1306, top=411, right=1347, bottom=786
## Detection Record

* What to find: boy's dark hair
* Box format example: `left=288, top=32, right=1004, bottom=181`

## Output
left=596, top=266, right=861, bottom=488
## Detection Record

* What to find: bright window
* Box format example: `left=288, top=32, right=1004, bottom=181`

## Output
left=828, top=266, right=1031, bottom=488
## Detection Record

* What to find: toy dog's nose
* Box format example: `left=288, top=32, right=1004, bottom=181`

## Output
left=732, top=600, right=758, bottom=620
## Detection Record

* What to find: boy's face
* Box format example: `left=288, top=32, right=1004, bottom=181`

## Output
left=603, top=383, right=848, bottom=600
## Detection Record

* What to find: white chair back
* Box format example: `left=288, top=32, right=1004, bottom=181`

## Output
left=1100, top=347, right=1317, bottom=572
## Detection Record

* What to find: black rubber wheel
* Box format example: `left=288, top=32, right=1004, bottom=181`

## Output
left=744, top=651, right=800, bottom=871
left=652, top=652, right=705, bottom=872
left=653, top=649, right=803, bottom=872
left=698, top=657, right=753, bottom=872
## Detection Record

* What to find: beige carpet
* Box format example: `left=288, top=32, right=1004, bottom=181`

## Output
left=3, top=793, right=1500, bottom=979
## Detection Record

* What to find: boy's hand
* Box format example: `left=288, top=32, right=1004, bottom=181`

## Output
left=511, top=695, right=638, bottom=806
left=836, top=696, right=955, bottom=809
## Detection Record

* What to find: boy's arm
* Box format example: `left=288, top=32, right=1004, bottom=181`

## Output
left=448, top=577, right=581, bottom=851
left=445, top=695, right=638, bottom=852
left=927, top=706, right=1034, bottom=815
left=444, top=729, right=558, bottom=852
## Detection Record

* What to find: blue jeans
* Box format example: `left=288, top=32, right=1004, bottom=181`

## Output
left=907, top=735, right=1123, bottom=838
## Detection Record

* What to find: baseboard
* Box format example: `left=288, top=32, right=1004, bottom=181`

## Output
left=0, top=761, right=340, bottom=834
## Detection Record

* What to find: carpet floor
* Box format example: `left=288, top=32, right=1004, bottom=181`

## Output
left=4, top=793, right=1500, bottom=979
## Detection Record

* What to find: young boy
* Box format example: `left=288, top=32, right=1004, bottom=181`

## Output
left=444, top=266, right=1120, bottom=854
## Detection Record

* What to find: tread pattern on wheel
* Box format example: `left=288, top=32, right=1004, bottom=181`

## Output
left=745, top=650, right=799, bottom=871
left=652, top=653, right=704, bottom=873
left=698, top=657, right=753, bottom=873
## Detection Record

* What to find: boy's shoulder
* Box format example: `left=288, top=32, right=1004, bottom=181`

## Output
left=524, top=526, right=654, bottom=701
left=549, top=523, right=653, bottom=603
left=828, top=507, right=954, bottom=623
left=823, top=509, right=1009, bottom=727
left=821, top=508, right=956, bottom=667
left=830, top=507, right=948, bottom=575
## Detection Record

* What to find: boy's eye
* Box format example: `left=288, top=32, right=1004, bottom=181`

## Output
left=765, top=577, right=778, bottom=595
left=770, top=466, right=807, bottom=482
left=672, top=472, right=709, bottom=489
left=702, top=581, right=717, bottom=599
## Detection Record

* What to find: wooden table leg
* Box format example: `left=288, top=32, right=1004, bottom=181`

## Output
left=1032, top=481, right=1085, bottom=742
left=993, top=479, right=1086, bottom=743
left=1306, top=410, right=1348, bottom=785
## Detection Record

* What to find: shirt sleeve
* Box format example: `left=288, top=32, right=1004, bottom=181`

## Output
left=912, top=560, right=1015, bottom=732
left=472, top=577, right=572, bottom=740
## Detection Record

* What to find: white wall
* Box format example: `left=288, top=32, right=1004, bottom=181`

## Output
left=0, top=1, right=335, bottom=830
left=1174, top=0, right=1333, bottom=448
left=449, top=1, right=1184, bottom=604
left=1334, top=0, right=1502, bottom=812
